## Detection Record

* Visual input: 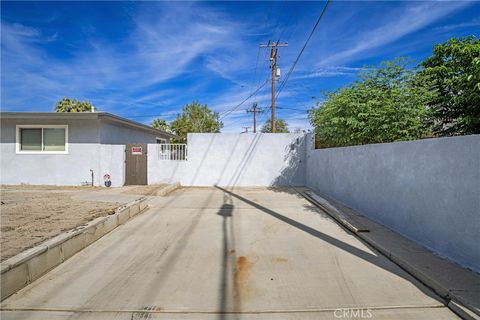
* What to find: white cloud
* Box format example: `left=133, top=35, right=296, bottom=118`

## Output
left=2, top=1, right=476, bottom=134
left=292, top=66, right=365, bottom=80
left=1, top=2, right=253, bottom=112
left=435, top=18, right=480, bottom=31
left=320, top=1, right=472, bottom=66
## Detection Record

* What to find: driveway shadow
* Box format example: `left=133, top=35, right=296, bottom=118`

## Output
left=215, top=186, right=445, bottom=305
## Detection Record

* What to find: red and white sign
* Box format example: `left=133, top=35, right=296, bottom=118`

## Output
left=131, top=147, right=143, bottom=155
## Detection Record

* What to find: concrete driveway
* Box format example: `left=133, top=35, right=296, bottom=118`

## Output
left=0, top=187, right=459, bottom=319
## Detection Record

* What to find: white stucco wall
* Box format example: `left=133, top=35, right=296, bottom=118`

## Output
left=1, top=118, right=103, bottom=186
left=148, top=133, right=306, bottom=187
left=305, top=134, right=480, bottom=272
left=99, top=120, right=169, bottom=144
left=148, top=154, right=187, bottom=185
left=1, top=118, right=141, bottom=187
left=99, top=144, right=125, bottom=187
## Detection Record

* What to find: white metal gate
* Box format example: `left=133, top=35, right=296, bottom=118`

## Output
left=158, top=144, right=187, bottom=161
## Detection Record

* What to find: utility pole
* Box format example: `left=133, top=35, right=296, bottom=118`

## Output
left=246, top=102, right=264, bottom=133
left=260, top=41, right=288, bottom=133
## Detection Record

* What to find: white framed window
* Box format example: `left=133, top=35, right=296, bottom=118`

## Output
left=156, top=137, right=167, bottom=144
left=16, top=125, right=68, bottom=154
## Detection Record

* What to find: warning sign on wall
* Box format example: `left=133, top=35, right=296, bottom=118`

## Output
left=131, top=147, right=143, bottom=155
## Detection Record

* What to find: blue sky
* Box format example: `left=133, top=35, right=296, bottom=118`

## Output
left=1, top=1, right=479, bottom=132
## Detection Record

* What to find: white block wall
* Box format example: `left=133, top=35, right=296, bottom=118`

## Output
left=148, top=133, right=306, bottom=187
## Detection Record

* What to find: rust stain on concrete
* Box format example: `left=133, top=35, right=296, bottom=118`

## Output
left=263, top=223, right=279, bottom=235
left=233, top=256, right=253, bottom=300
left=272, top=257, right=288, bottom=263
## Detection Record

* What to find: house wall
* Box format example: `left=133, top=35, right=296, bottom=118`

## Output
left=305, top=134, right=480, bottom=272
left=98, top=144, right=125, bottom=187
left=0, top=118, right=102, bottom=186
left=148, top=133, right=306, bottom=186
left=99, top=120, right=169, bottom=144
left=0, top=117, right=171, bottom=187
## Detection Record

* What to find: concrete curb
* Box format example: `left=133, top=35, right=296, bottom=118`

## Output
left=299, top=190, right=369, bottom=233
left=354, top=231, right=480, bottom=320
left=0, top=197, right=148, bottom=301
left=297, top=189, right=480, bottom=320
left=448, top=301, right=480, bottom=320
left=156, top=182, right=180, bottom=196
left=356, top=230, right=480, bottom=320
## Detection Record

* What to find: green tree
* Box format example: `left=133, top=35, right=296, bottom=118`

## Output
left=54, top=97, right=93, bottom=112
left=308, top=59, right=432, bottom=148
left=169, top=101, right=223, bottom=143
left=419, top=36, right=480, bottom=135
left=261, top=118, right=290, bottom=133
left=151, top=118, right=172, bottom=133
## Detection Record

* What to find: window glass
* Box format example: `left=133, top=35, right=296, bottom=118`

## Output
left=20, top=128, right=42, bottom=151
left=156, top=138, right=166, bottom=144
left=43, top=128, right=66, bottom=151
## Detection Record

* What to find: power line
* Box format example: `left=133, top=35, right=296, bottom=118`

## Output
left=255, top=3, right=275, bottom=97
left=121, top=106, right=308, bottom=121
left=254, top=104, right=310, bottom=129
left=276, top=2, right=299, bottom=43
left=246, top=102, right=264, bottom=133
left=259, top=105, right=272, bottom=125
left=276, top=106, right=310, bottom=112
left=219, top=79, right=269, bottom=120
left=251, top=47, right=262, bottom=94
left=255, top=40, right=271, bottom=100
left=259, top=41, right=288, bottom=133
left=276, top=0, right=332, bottom=99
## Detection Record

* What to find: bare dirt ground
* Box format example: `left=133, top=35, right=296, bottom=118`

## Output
left=0, top=186, right=122, bottom=261
left=1, top=185, right=104, bottom=191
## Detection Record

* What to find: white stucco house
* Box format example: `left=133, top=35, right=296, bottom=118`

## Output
left=0, top=112, right=176, bottom=187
